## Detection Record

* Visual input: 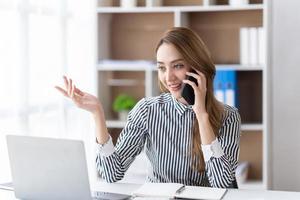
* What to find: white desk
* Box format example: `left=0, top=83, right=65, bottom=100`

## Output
left=1, top=182, right=300, bottom=200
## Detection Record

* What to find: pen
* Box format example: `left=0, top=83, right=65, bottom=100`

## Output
left=176, top=185, right=185, bottom=194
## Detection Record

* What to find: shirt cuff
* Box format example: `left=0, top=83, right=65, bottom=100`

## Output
left=95, top=135, right=115, bottom=157
left=201, top=139, right=224, bottom=162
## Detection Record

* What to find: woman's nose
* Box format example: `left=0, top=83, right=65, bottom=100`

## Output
left=165, top=69, right=175, bottom=82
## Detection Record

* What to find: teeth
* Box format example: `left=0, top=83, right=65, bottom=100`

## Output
left=169, top=84, right=180, bottom=88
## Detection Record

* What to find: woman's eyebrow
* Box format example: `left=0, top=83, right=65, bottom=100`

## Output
left=157, top=59, right=184, bottom=64
left=171, top=59, right=184, bottom=63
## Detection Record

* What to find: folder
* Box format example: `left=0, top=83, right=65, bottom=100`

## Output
left=258, top=27, right=266, bottom=65
left=249, top=27, right=258, bottom=65
left=214, top=69, right=237, bottom=107
left=214, top=70, right=225, bottom=103
left=224, top=70, right=237, bottom=107
left=240, top=27, right=249, bottom=65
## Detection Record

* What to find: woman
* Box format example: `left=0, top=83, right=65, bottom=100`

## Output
left=55, top=27, right=241, bottom=188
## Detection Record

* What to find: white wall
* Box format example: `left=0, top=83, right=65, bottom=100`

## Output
left=270, top=0, right=300, bottom=191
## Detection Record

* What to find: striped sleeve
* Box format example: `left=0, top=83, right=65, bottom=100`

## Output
left=205, top=108, right=241, bottom=188
left=95, top=98, right=148, bottom=182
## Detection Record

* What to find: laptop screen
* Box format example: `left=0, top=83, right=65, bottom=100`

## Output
left=6, top=135, right=131, bottom=200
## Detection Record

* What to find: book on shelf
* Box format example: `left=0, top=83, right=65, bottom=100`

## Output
left=214, top=69, right=237, bottom=107
left=258, top=27, right=266, bottom=65
left=229, top=0, right=249, bottom=7
left=248, top=27, right=258, bottom=65
left=240, top=27, right=249, bottom=65
left=214, top=70, right=225, bottom=104
left=132, top=183, right=227, bottom=200
left=239, top=27, right=265, bottom=66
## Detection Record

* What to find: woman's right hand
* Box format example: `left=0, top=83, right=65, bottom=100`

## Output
left=55, top=76, right=102, bottom=115
left=55, top=76, right=110, bottom=144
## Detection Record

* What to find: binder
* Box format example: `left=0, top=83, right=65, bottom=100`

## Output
left=240, top=27, right=263, bottom=66
left=249, top=27, right=258, bottom=65
left=214, top=70, right=225, bottom=103
left=240, top=27, right=249, bottom=65
left=214, top=69, right=237, bottom=107
left=258, top=27, right=266, bottom=65
left=224, top=70, right=237, bottom=107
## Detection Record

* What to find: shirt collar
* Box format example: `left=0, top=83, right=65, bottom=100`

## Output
left=171, top=94, right=193, bottom=115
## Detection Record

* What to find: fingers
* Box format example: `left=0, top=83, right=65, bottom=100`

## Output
left=194, top=69, right=207, bottom=86
left=183, top=79, right=198, bottom=91
left=57, top=75, right=84, bottom=100
left=71, top=83, right=75, bottom=98
left=54, top=86, right=68, bottom=97
left=186, top=70, right=206, bottom=90
left=63, top=75, right=68, bottom=90
left=68, top=78, right=72, bottom=96
left=74, top=86, right=84, bottom=96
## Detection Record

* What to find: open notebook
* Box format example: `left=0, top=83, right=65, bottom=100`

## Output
left=132, top=183, right=227, bottom=200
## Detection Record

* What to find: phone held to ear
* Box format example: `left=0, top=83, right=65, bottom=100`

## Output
left=181, top=70, right=198, bottom=105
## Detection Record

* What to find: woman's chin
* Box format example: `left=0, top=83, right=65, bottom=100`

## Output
left=170, top=91, right=182, bottom=99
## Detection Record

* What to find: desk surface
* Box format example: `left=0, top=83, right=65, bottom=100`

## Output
left=1, top=182, right=300, bottom=200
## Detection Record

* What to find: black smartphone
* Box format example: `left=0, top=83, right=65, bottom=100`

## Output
left=181, top=70, right=198, bottom=105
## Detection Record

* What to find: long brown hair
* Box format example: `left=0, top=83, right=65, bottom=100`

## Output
left=155, top=27, right=223, bottom=172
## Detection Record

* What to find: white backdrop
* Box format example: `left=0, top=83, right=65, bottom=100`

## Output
left=0, top=0, right=97, bottom=183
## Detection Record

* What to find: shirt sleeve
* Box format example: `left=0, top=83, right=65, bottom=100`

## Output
left=201, top=139, right=224, bottom=162
left=95, top=135, right=114, bottom=157
left=95, top=98, right=148, bottom=182
left=205, top=108, right=241, bottom=188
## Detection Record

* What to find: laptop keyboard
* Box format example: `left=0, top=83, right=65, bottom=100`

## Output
left=92, top=191, right=131, bottom=200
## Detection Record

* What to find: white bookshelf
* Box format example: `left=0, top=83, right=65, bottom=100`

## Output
left=97, top=4, right=264, bottom=14
left=96, top=0, right=268, bottom=189
left=107, top=120, right=263, bottom=131
left=98, top=62, right=264, bottom=71
left=241, top=123, right=263, bottom=131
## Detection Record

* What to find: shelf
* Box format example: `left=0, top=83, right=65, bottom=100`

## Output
left=107, top=120, right=263, bottom=131
left=98, top=61, right=263, bottom=71
left=189, top=10, right=263, bottom=64
left=237, top=71, right=262, bottom=123
left=97, top=4, right=264, bottom=14
left=216, top=64, right=264, bottom=71
left=97, top=2, right=268, bottom=189
left=107, top=79, right=144, bottom=86
left=98, top=60, right=156, bottom=71
left=107, top=120, right=127, bottom=128
left=98, top=12, right=173, bottom=60
left=240, top=132, right=262, bottom=180
left=241, top=123, right=263, bottom=131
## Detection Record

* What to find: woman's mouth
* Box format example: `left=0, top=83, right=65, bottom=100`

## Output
left=168, top=83, right=182, bottom=91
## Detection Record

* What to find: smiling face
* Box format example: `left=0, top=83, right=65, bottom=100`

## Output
left=156, top=43, right=191, bottom=100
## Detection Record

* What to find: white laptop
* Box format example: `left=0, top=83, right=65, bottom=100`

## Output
left=6, top=135, right=131, bottom=200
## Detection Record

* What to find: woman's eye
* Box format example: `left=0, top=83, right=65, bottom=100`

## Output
left=158, top=66, right=166, bottom=71
left=174, top=64, right=184, bottom=69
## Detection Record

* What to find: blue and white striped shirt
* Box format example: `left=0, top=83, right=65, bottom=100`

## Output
left=96, top=93, right=241, bottom=188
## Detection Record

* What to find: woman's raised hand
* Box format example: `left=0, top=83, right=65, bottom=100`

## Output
left=55, top=76, right=102, bottom=115
left=55, top=76, right=110, bottom=144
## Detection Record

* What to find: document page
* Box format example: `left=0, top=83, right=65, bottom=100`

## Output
left=175, top=186, right=227, bottom=200
left=133, top=183, right=184, bottom=198
left=0, top=182, right=13, bottom=191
